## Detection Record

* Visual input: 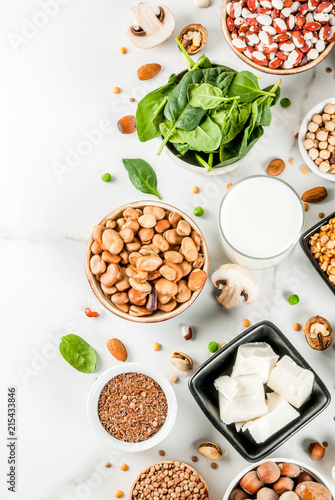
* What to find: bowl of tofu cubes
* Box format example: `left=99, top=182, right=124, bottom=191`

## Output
left=189, top=320, right=331, bottom=462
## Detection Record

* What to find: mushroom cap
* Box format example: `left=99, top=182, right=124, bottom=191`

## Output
left=211, top=264, right=258, bottom=307
left=127, top=3, right=175, bottom=49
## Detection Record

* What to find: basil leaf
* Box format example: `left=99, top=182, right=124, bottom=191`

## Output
left=59, top=334, right=96, bottom=373
left=122, top=158, right=161, bottom=199
left=227, top=71, right=276, bottom=102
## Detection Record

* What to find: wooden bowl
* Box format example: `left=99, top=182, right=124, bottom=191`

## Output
left=129, top=460, right=210, bottom=499
left=220, top=0, right=335, bottom=75
left=85, top=200, right=209, bottom=323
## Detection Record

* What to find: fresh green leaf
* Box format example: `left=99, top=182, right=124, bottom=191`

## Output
left=227, top=71, right=276, bottom=102
left=263, top=83, right=281, bottom=106
left=175, top=37, right=195, bottom=71
left=191, top=54, right=212, bottom=71
left=189, top=83, right=239, bottom=110
left=173, top=143, right=189, bottom=156
left=159, top=121, right=185, bottom=143
left=136, top=74, right=178, bottom=142
left=211, top=101, right=252, bottom=145
left=177, top=116, right=221, bottom=152
left=122, top=158, right=161, bottom=199
left=59, top=334, right=96, bottom=373
left=201, top=67, right=237, bottom=95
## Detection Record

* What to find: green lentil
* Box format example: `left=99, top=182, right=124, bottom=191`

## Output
left=208, top=341, right=218, bottom=353
left=288, top=294, right=300, bottom=305
left=280, top=98, right=291, bottom=109
left=101, top=173, right=112, bottom=182
left=193, top=206, right=204, bottom=217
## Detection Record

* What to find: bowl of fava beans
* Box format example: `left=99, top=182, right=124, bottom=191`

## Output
left=85, top=200, right=209, bottom=323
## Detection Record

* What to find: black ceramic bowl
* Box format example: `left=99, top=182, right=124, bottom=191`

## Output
left=300, top=211, right=335, bottom=296
left=188, top=321, right=331, bottom=462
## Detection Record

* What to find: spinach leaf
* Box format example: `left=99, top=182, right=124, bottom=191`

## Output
left=217, top=125, right=264, bottom=166
left=262, top=84, right=281, bottom=106
left=136, top=74, right=178, bottom=142
left=122, top=158, right=161, bottom=199
left=159, top=121, right=185, bottom=143
left=177, top=116, right=221, bottom=152
left=211, top=101, right=252, bottom=145
left=255, top=80, right=281, bottom=126
left=201, top=67, right=237, bottom=95
left=227, top=71, right=276, bottom=102
left=173, top=143, right=189, bottom=156
left=192, top=54, right=212, bottom=71
left=59, top=334, right=96, bottom=373
left=189, top=83, right=239, bottom=110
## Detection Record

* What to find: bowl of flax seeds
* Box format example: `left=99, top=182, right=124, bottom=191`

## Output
left=87, top=363, right=177, bottom=452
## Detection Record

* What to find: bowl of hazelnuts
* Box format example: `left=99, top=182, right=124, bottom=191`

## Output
left=299, top=98, right=335, bottom=182
left=223, top=459, right=333, bottom=500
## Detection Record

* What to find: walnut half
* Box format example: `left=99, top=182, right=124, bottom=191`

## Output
left=303, top=315, right=333, bottom=350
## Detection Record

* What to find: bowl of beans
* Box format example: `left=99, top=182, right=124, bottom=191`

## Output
left=129, top=460, right=210, bottom=499
left=298, top=98, right=335, bottom=180
left=85, top=200, right=209, bottom=323
left=87, top=363, right=177, bottom=452
left=221, top=0, right=335, bottom=74
left=223, top=458, right=333, bottom=500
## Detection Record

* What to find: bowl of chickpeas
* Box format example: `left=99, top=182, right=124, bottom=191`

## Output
left=298, top=98, right=335, bottom=181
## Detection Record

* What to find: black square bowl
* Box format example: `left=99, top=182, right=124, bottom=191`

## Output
left=188, top=321, right=331, bottom=462
left=300, top=211, right=335, bottom=296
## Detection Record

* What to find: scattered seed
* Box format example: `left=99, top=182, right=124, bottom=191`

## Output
left=192, top=455, right=198, bottom=462
left=326, top=67, right=332, bottom=73
left=170, top=375, right=178, bottom=383
left=280, top=98, right=291, bottom=108
left=227, top=183, right=232, bottom=189
left=303, top=203, right=308, bottom=212
left=211, top=463, right=218, bottom=469
left=115, top=490, right=124, bottom=499
left=159, top=450, right=166, bottom=456
left=301, top=166, right=310, bottom=174
left=243, top=319, right=250, bottom=328
left=130, top=97, right=135, bottom=102
left=153, top=342, right=161, bottom=351
left=208, top=341, right=218, bottom=353
left=101, top=173, right=112, bottom=182
left=288, top=294, right=300, bottom=305
left=192, top=186, right=199, bottom=194
left=193, top=206, right=204, bottom=217
left=120, top=463, right=128, bottom=471
left=323, top=441, right=328, bottom=447
left=120, top=47, right=127, bottom=54
left=220, top=343, right=227, bottom=349
left=289, top=158, right=295, bottom=165
left=105, top=461, right=111, bottom=468
left=113, top=87, right=121, bottom=94
left=295, top=132, right=299, bottom=139
left=85, top=307, right=100, bottom=318
left=319, top=212, right=325, bottom=219
left=293, top=322, right=301, bottom=331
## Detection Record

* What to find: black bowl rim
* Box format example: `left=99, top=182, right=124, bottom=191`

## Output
left=188, top=320, right=331, bottom=462
left=299, top=210, right=335, bottom=296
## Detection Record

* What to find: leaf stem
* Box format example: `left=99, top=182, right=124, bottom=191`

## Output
left=175, top=37, right=195, bottom=70
left=157, top=124, right=176, bottom=155
left=154, top=96, right=168, bottom=116
left=195, top=153, right=212, bottom=172
left=208, top=152, right=214, bottom=168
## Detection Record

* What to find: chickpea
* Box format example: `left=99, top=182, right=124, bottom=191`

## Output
left=306, top=132, right=315, bottom=140
left=319, top=161, right=330, bottom=173
left=327, top=144, right=335, bottom=152
left=324, top=103, right=335, bottom=114
left=307, top=121, right=319, bottom=133
left=319, top=141, right=328, bottom=150
left=303, top=139, right=314, bottom=150
left=316, top=130, right=328, bottom=141
left=328, top=136, right=335, bottom=146
left=320, top=149, right=331, bottom=160
left=325, top=121, right=335, bottom=132
left=322, top=113, right=331, bottom=122
left=312, top=114, right=323, bottom=124
left=315, top=157, right=323, bottom=166
left=308, top=148, right=319, bottom=160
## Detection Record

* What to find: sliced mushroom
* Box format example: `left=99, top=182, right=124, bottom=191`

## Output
left=127, top=2, right=175, bottom=49
left=211, top=264, right=258, bottom=310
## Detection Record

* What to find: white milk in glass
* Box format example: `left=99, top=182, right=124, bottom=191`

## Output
left=219, top=176, right=304, bottom=269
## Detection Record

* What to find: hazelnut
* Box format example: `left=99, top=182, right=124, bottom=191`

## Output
left=279, top=493, right=299, bottom=500
left=303, top=316, right=333, bottom=350
left=273, top=477, right=294, bottom=495
left=296, top=471, right=314, bottom=484
left=229, top=489, right=249, bottom=500
left=257, top=462, right=281, bottom=484
left=257, top=487, right=279, bottom=500
left=308, top=441, right=326, bottom=461
left=278, top=463, right=301, bottom=478
left=240, top=471, right=264, bottom=495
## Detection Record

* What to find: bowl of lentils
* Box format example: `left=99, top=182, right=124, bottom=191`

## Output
left=87, top=363, right=177, bottom=452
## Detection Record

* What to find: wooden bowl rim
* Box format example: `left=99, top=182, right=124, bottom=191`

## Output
left=85, top=200, right=209, bottom=324
left=128, top=460, right=210, bottom=499
left=220, top=0, right=335, bottom=75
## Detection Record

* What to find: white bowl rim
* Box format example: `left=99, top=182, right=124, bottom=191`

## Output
left=87, top=362, right=177, bottom=452
left=222, top=457, right=335, bottom=500
left=298, top=97, right=335, bottom=182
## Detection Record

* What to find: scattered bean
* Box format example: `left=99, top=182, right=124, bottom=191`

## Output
left=192, top=186, right=200, bottom=193
left=120, top=47, right=127, bottom=54
left=288, top=294, right=300, bottom=305
left=120, top=463, right=128, bottom=471
left=114, top=490, right=124, bottom=499
left=243, top=319, right=250, bottom=328
left=153, top=342, right=161, bottom=351
left=208, top=341, right=219, bottom=353
left=289, top=158, right=295, bottom=165
left=193, top=206, right=204, bottom=217
left=280, top=98, right=291, bottom=108
left=293, top=323, right=301, bottom=331
left=303, top=203, right=308, bottom=211
left=159, top=450, right=166, bottom=456
left=85, top=308, right=100, bottom=318
left=319, top=212, right=325, bottom=218
left=101, top=173, right=112, bottom=182
left=113, top=87, right=121, bottom=94
left=301, top=166, right=310, bottom=174
left=170, top=374, right=178, bottom=383
left=105, top=462, right=111, bottom=468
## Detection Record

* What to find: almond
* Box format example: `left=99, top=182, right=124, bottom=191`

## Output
left=266, top=158, right=285, bottom=176
left=117, top=115, right=136, bottom=134
left=106, top=338, right=128, bottom=362
left=137, top=63, right=161, bottom=81
left=301, top=186, right=328, bottom=203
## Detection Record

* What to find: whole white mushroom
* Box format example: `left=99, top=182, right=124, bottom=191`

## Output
left=211, top=264, right=258, bottom=310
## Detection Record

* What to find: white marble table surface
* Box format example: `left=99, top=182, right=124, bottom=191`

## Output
left=1, top=1, right=335, bottom=499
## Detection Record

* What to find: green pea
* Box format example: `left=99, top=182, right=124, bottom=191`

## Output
left=101, top=173, right=112, bottom=182
left=280, top=98, right=291, bottom=108
left=193, top=206, right=204, bottom=217
left=288, top=294, right=300, bottom=305
left=208, top=342, right=218, bottom=353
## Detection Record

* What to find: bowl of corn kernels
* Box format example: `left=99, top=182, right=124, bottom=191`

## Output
left=298, top=98, right=335, bottom=181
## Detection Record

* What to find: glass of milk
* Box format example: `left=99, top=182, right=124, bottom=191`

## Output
left=218, top=176, right=305, bottom=269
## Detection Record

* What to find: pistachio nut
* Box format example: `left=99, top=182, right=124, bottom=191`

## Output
left=169, top=351, right=193, bottom=371
left=198, top=442, right=222, bottom=461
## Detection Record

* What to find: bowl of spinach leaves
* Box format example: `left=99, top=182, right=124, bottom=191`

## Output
left=136, top=39, right=281, bottom=175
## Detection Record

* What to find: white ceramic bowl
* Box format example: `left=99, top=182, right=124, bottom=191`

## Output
left=87, top=363, right=177, bottom=452
left=223, top=457, right=334, bottom=500
left=298, top=97, right=335, bottom=182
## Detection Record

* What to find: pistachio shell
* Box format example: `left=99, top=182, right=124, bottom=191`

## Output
left=169, top=351, right=193, bottom=371
left=198, top=442, right=222, bottom=461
